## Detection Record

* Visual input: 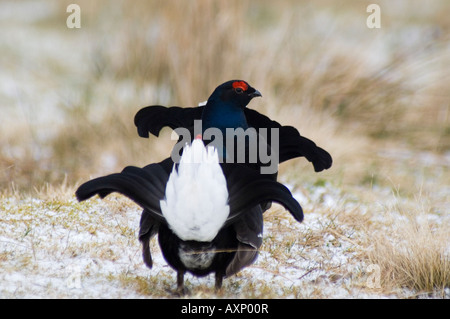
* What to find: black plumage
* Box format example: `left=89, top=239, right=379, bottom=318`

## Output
left=134, top=81, right=332, bottom=172
left=76, top=153, right=303, bottom=291
left=75, top=80, right=331, bottom=292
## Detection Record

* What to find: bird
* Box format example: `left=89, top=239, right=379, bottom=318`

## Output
left=134, top=80, right=332, bottom=173
left=133, top=80, right=332, bottom=290
left=76, top=137, right=303, bottom=292
left=76, top=80, right=330, bottom=292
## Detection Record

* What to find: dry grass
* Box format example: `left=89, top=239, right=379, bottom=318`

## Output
left=2, top=0, right=449, bottom=191
left=0, top=0, right=449, bottom=298
left=370, top=229, right=449, bottom=296
left=367, top=191, right=450, bottom=296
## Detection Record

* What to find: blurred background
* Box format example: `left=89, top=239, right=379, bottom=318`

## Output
left=1, top=0, right=449, bottom=195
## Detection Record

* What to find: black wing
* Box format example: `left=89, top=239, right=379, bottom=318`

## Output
left=225, top=205, right=263, bottom=277
left=244, top=108, right=332, bottom=172
left=134, top=105, right=332, bottom=171
left=221, top=162, right=303, bottom=276
left=134, top=105, right=203, bottom=138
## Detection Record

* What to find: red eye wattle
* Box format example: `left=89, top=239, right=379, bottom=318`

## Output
left=232, top=81, right=248, bottom=92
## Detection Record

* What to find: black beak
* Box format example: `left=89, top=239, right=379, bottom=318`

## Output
left=248, top=89, right=262, bottom=98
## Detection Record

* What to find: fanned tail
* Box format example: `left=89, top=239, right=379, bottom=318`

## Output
left=222, top=163, right=303, bottom=226
left=75, top=164, right=169, bottom=222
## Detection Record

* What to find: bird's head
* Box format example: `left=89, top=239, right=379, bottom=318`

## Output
left=207, top=80, right=262, bottom=109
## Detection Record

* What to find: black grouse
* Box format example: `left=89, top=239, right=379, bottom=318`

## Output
left=76, top=80, right=331, bottom=292
left=133, top=80, right=333, bottom=279
left=76, top=137, right=303, bottom=292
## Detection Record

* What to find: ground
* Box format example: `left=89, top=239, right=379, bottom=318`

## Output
left=1, top=175, right=448, bottom=298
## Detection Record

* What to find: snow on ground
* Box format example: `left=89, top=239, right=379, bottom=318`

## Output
left=3, top=182, right=442, bottom=299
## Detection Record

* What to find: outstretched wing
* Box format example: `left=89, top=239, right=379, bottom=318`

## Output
left=134, top=105, right=332, bottom=171
left=244, top=108, right=333, bottom=172
left=134, top=105, right=203, bottom=138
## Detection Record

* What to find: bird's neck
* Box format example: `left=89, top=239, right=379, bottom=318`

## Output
left=201, top=100, right=248, bottom=133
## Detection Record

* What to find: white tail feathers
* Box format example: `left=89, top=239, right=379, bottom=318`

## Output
left=160, top=139, right=229, bottom=242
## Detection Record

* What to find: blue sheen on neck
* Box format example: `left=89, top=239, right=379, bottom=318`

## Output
left=201, top=100, right=248, bottom=134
